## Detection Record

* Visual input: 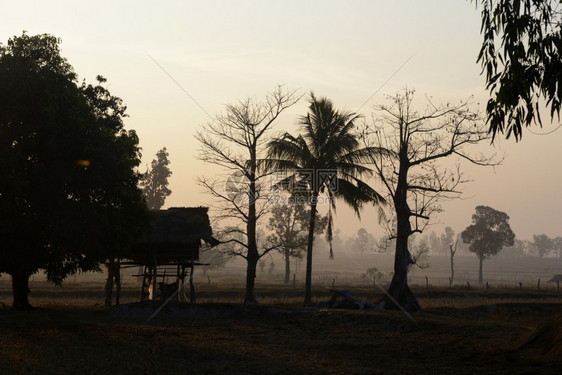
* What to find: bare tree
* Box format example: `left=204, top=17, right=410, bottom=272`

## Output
left=363, top=88, right=500, bottom=311
left=449, top=240, right=457, bottom=287
left=195, top=85, right=300, bottom=303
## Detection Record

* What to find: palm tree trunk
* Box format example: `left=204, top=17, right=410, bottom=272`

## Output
left=304, top=191, right=318, bottom=306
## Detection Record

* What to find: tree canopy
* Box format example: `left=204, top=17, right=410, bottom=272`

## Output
left=267, top=93, right=384, bottom=305
left=0, top=32, right=149, bottom=309
left=475, top=0, right=562, bottom=140
left=462, top=205, right=515, bottom=282
left=141, top=147, right=172, bottom=210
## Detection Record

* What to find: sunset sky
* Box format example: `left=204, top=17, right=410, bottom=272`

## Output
left=3, top=0, right=561, bottom=241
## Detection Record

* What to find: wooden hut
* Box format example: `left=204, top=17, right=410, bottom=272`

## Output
left=130, top=206, right=219, bottom=301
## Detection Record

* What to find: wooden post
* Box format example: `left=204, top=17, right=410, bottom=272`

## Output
left=189, top=247, right=195, bottom=303
left=425, top=276, right=429, bottom=289
left=293, top=273, right=296, bottom=288
left=467, top=281, right=471, bottom=290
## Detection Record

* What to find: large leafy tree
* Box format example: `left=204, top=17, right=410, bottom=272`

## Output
left=0, top=33, right=149, bottom=309
left=475, top=0, right=562, bottom=140
left=461, top=205, right=515, bottom=283
left=141, top=147, right=172, bottom=209
left=267, top=93, right=385, bottom=306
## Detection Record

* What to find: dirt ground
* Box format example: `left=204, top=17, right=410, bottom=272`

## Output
left=1, top=287, right=562, bottom=375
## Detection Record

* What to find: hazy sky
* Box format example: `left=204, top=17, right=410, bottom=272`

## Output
left=3, top=0, right=561, bottom=240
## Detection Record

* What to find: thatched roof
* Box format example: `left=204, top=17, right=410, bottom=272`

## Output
left=131, top=207, right=218, bottom=266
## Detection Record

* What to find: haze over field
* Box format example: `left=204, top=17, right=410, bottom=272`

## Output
left=3, top=0, right=561, bottom=240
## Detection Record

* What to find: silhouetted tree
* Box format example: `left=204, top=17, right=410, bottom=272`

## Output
left=355, top=228, right=376, bottom=256
left=474, top=0, right=562, bottom=140
left=267, top=203, right=327, bottom=284
left=0, top=33, right=149, bottom=309
left=461, top=205, right=515, bottom=283
left=363, top=88, right=498, bottom=311
left=267, top=93, right=385, bottom=306
left=196, top=85, right=299, bottom=303
left=532, top=234, right=553, bottom=260
left=141, top=147, right=172, bottom=209
left=554, top=237, right=562, bottom=259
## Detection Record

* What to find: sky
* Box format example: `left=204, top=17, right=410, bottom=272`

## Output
left=3, top=0, right=561, bottom=241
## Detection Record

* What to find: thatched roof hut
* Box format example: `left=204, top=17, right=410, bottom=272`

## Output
left=131, top=207, right=218, bottom=266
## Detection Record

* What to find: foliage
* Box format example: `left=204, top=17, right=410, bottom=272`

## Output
left=354, top=228, right=377, bottom=255
left=267, top=203, right=328, bottom=257
left=475, top=0, right=562, bottom=140
left=462, top=205, right=515, bottom=283
left=532, top=233, right=554, bottom=260
left=267, top=203, right=327, bottom=282
left=267, top=93, right=384, bottom=305
left=141, top=147, right=172, bottom=210
left=462, top=205, right=516, bottom=260
left=0, top=33, right=149, bottom=308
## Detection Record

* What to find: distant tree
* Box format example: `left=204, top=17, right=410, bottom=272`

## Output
left=461, top=205, right=515, bottom=283
left=441, top=227, right=456, bottom=254
left=363, top=89, right=498, bottom=311
left=428, top=231, right=441, bottom=254
left=355, top=228, right=376, bottom=256
left=449, top=240, right=458, bottom=287
left=267, top=93, right=385, bottom=306
left=532, top=234, right=553, bottom=260
left=0, top=33, right=149, bottom=309
left=141, top=147, right=172, bottom=210
left=267, top=203, right=327, bottom=284
left=553, top=237, right=562, bottom=259
left=196, top=85, right=299, bottom=303
left=474, top=0, right=562, bottom=140
left=361, top=266, right=385, bottom=285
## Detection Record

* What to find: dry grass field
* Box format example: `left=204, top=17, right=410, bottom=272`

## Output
left=1, top=272, right=562, bottom=375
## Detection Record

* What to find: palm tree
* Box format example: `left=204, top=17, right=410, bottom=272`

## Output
left=267, top=93, right=385, bottom=305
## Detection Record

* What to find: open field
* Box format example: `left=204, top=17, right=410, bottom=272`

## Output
left=1, top=275, right=562, bottom=375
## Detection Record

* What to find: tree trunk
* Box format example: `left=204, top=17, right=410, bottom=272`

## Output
left=284, top=248, right=291, bottom=284
left=12, top=271, right=33, bottom=310
left=245, top=247, right=258, bottom=303
left=304, top=192, right=318, bottom=306
left=478, top=256, right=483, bottom=283
left=382, top=146, right=420, bottom=312
left=383, top=233, right=421, bottom=312
left=450, top=255, right=454, bottom=285
left=115, top=259, right=121, bottom=306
